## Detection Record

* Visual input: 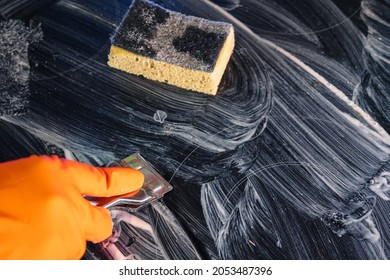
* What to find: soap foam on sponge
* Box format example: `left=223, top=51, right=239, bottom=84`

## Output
left=108, top=0, right=234, bottom=95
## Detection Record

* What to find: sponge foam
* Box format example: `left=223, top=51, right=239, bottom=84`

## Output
left=108, top=0, right=234, bottom=95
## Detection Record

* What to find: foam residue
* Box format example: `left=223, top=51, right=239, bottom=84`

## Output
left=2, top=0, right=390, bottom=260
left=153, top=110, right=167, bottom=123
left=355, top=0, right=390, bottom=133
left=211, top=0, right=241, bottom=11
left=0, top=19, right=42, bottom=116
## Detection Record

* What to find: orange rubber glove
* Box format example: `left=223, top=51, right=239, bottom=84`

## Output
left=0, top=155, right=144, bottom=260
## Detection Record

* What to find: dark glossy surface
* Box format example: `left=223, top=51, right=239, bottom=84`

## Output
left=1, top=0, right=390, bottom=259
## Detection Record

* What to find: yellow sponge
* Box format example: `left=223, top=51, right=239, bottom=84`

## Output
left=108, top=0, right=235, bottom=95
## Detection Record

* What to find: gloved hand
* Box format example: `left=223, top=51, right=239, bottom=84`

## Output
left=0, top=155, right=144, bottom=260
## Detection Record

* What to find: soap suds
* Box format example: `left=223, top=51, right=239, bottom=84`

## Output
left=153, top=110, right=168, bottom=123
left=0, top=19, right=42, bottom=116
